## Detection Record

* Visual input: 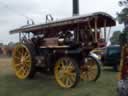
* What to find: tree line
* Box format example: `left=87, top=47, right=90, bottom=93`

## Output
left=110, top=0, right=128, bottom=45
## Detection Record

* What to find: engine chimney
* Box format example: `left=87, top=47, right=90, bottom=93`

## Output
left=73, top=0, right=79, bottom=16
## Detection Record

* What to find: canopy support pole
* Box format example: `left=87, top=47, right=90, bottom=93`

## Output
left=107, top=27, right=111, bottom=42
left=76, top=23, right=80, bottom=43
left=88, top=19, right=92, bottom=31
left=88, top=19, right=95, bottom=42
left=19, top=32, right=21, bottom=42
left=94, top=17, right=98, bottom=42
left=104, top=20, right=107, bottom=43
left=28, top=32, right=30, bottom=39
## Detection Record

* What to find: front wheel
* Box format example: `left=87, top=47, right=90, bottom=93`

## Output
left=12, top=43, right=36, bottom=79
left=80, top=56, right=101, bottom=81
left=54, top=57, right=80, bottom=88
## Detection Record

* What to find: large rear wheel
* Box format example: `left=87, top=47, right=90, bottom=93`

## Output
left=54, top=57, right=80, bottom=88
left=12, top=43, right=36, bottom=79
left=80, top=56, right=101, bottom=81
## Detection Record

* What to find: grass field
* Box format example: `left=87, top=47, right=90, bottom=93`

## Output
left=0, top=58, right=117, bottom=96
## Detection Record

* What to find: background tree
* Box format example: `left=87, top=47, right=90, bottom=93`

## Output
left=117, top=8, right=128, bottom=26
left=8, top=42, right=15, bottom=48
left=118, top=0, right=128, bottom=26
left=116, top=0, right=128, bottom=46
left=0, top=43, right=4, bottom=47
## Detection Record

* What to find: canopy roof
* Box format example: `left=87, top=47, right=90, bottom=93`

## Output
left=10, top=12, right=116, bottom=34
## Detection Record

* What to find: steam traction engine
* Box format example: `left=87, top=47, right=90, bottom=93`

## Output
left=10, top=12, right=115, bottom=88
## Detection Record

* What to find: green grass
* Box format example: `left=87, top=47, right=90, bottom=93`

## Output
left=0, top=58, right=117, bottom=96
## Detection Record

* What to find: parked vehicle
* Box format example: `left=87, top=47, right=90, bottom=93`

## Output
left=101, top=45, right=121, bottom=71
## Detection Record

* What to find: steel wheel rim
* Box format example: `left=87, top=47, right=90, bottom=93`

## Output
left=55, top=58, right=77, bottom=88
left=12, top=44, right=32, bottom=79
left=81, top=57, right=98, bottom=80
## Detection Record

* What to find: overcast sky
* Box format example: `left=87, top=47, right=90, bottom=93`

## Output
left=0, top=0, right=123, bottom=44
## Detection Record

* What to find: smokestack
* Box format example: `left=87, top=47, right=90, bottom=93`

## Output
left=73, top=0, right=79, bottom=16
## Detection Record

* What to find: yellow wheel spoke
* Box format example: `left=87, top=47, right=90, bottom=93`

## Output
left=66, top=63, right=73, bottom=71
left=23, top=67, right=28, bottom=75
left=69, top=78, right=74, bottom=84
left=65, top=78, right=70, bottom=87
left=60, top=60, right=66, bottom=71
left=81, top=73, right=88, bottom=80
left=69, top=73, right=76, bottom=82
left=16, top=50, right=22, bottom=56
left=62, top=77, right=67, bottom=84
left=17, top=67, right=24, bottom=74
left=24, top=58, right=31, bottom=63
left=58, top=70, right=64, bottom=77
left=24, top=51, right=28, bottom=57
left=14, top=56, right=21, bottom=60
left=24, top=55, right=30, bottom=60
left=15, top=63, right=22, bottom=69
left=88, top=72, right=96, bottom=80
left=24, top=60, right=31, bottom=66
left=24, top=64, right=30, bottom=71
left=21, top=48, right=25, bottom=56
